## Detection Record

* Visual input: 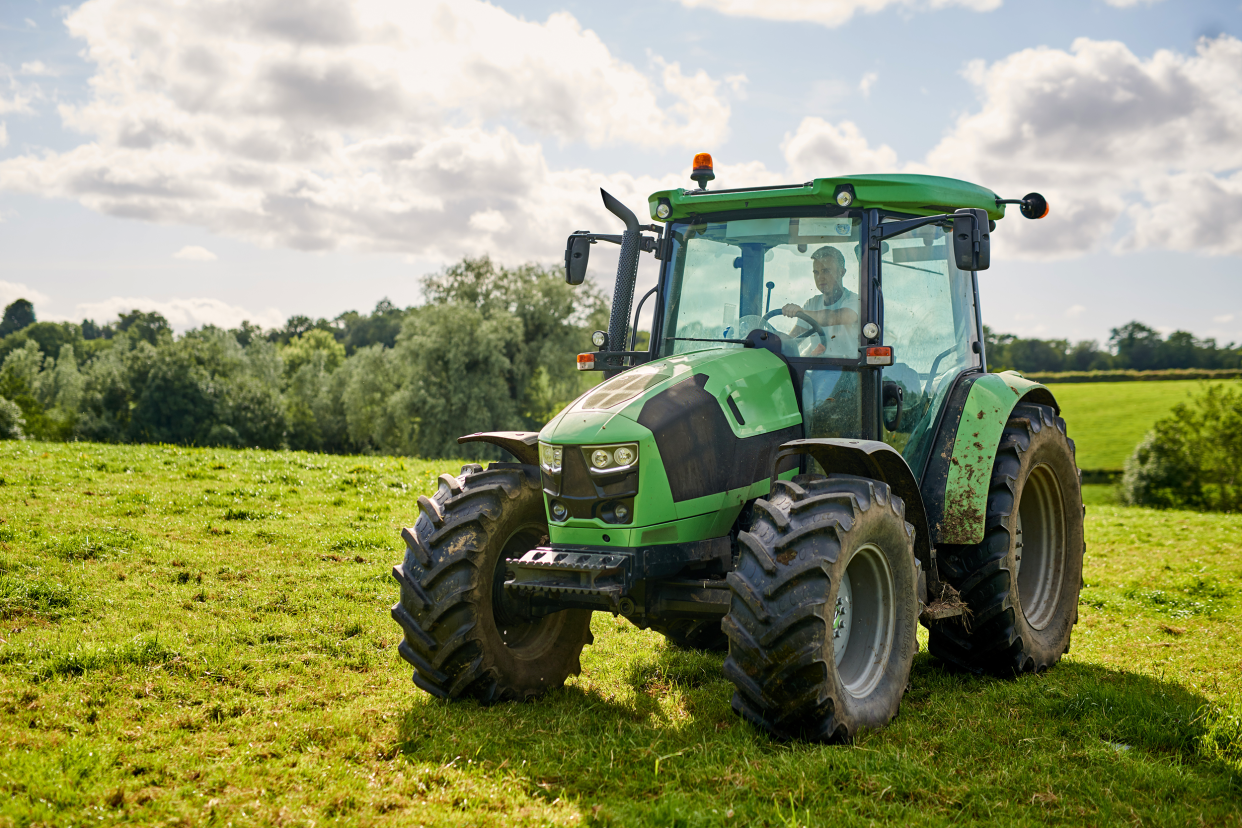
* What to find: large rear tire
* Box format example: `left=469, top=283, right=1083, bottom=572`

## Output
left=391, top=463, right=593, bottom=702
left=723, top=474, right=919, bottom=742
left=929, top=402, right=1084, bottom=674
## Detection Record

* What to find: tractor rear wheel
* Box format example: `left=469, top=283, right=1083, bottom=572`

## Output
left=723, top=474, right=920, bottom=742
left=390, top=463, right=593, bottom=702
left=929, top=402, right=1084, bottom=674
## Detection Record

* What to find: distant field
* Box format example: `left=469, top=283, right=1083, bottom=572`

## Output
left=1, top=441, right=1240, bottom=826
left=1050, top=379, right=1237, bottom=472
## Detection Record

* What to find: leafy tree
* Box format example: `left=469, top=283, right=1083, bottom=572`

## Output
left=282, top=329, right=346, bottom=378
left=128, top=346, right=218, bottom=445
left=1109, top=322, right=1163, bottom=370
left=116, top=310, right=173, bottom=347
left=1123, top=383, right=1242, bottom=511
left=0, top=396, right=24, bottom=439
left=0, top=299, right=35, bottom=337
left=81, top=319, right=113, bottom=340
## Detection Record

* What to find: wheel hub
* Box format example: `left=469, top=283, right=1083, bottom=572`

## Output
left=1015, top=463, right=1067, bottom=631
left=834, top=543, right=896, bottom=699
left=833, top=570, right=854, bottom=666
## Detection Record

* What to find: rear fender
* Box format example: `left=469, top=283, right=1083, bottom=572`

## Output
left=457, top=431, right=541, bottom=466
left=922, top=371, right=1058, bottom=545
left=772, top=438, right=931, bottom=573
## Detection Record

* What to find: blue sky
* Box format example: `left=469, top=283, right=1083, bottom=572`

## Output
left=1, top=0, right=1239, bottom=344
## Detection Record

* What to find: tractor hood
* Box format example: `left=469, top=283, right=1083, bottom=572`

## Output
left=537, top=347, right=803, bottom=548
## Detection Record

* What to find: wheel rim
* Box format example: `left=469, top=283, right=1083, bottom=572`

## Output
left=834, top=543, right=895, bottom=699
left=490, top=525, right=565, bottom=659
left=1015, top=463, right=1066, bottom=631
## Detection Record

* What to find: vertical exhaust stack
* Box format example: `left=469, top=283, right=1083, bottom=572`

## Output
left=600, top=188, right=641, bottom=376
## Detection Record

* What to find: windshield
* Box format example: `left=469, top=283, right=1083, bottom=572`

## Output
left=658, top=215, right=862, bottom=359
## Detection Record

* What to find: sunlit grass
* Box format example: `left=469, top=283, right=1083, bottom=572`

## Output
left=1053, top=379, right=1237, bottom=472
left=0, top=440, right=1239, bottom=827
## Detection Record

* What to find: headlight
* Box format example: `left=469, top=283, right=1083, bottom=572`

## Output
left=539, top=442, right=562, bottom=472
left=583, top=443, right=638, bottom=472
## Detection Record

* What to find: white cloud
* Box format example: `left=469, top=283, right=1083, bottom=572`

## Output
left=674, top=0, right=1002, bottom=29
left=0, top=80, right=35, bottom=116
left=0, top=0, right=731, bottom=261
left=1065, top=304, right=1086, bottom=317
left=1102, top=0, right=1165, bottom=6
left=859, top=72, right=878, bottom=98
left=916, top=35, right=1242, bottom=258
left=0, top=123, right=6, bottom=150
left=173, top=245, right=217, bottom=261
left=24, top=18, right=37, bottom=29
left=0, top=280, right=52, bottom=308
left=782, top=117, right=899, bottom=179
left=19, top=61, right=53, bottom=77
left=1214, top=313, right=1235, bottom=323
left=71, top=297, right=285, bottom=332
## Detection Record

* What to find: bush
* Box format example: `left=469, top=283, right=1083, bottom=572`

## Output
left=1123, top=383, right=1242, bottom=511
left=0, top=396, right=24, bottom=439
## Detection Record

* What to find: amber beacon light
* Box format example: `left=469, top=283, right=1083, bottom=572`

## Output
left=691, top=153, right=715, bottom=188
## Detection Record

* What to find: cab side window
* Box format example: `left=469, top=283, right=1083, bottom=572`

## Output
left=879, top=225, right=981, bottom=478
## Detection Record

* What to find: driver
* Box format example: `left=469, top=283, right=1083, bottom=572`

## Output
left=782, top=246, right=860, bottom=352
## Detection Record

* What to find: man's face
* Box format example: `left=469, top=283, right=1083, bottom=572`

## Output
left=812, top=256, right=845, bottom=296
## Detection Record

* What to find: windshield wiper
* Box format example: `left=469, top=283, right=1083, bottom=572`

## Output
left=666, top=337, right=749, bottom=344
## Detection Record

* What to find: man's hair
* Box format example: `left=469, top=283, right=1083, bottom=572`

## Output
left=811, top=245, right=845, bottom=269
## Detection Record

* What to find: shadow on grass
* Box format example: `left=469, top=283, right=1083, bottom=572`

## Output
left=390, top=645, right=1240, bottom=819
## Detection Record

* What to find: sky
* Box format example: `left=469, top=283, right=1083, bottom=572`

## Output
left=0, top=0, right=1240, bottom=345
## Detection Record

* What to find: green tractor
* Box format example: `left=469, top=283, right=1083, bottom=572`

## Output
left=391, top=155, right=1082, bottom=741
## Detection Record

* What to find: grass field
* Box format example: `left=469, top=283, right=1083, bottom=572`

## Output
left=1, top=440, right=1240, bottom=827
left=1050, top=379, right=1237, bottom=472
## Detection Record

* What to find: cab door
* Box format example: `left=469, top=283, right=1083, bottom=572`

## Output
left=877, top=223, right=982, bottom=479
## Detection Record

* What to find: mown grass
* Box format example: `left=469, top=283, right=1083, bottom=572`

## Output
left=1052, top=379, right=1238, bottom=472
left=0, top=440, right=1239, bottom=827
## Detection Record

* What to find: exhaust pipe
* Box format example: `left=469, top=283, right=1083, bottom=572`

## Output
left=601, top=189, right=641, bottom=375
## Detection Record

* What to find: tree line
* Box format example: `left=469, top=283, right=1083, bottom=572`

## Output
left=0, top=258, right=606, bottom=458
left=1, top=259, right=1236, bottom=458
left=985, top=323, right=1242, bottom=374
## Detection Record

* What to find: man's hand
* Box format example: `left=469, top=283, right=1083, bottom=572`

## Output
left=782, top=302, right=802, bottom=318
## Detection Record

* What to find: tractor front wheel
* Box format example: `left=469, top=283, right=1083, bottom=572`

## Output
left=723, top=474, right=920, bottom=742
left=391, top=463, right=593, bottom=702
left=929, top=402, right=1084, bottom=674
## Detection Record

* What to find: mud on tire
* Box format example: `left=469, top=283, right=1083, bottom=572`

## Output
left=929, top=402, right=1084, bottom=675
left=723, top=474, right=920, bottom=742
left=390, top=462, right=593, bottom=702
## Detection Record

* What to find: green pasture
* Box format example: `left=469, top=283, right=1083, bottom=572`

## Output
left=1, top=441, right=1240, bottom=827
left=1050, top=379, right=1237, bottom=472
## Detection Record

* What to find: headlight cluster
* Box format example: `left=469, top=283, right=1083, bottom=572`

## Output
left=539, top=442, right=563, bottom=473
left=588, top=443, right=638, bottom=471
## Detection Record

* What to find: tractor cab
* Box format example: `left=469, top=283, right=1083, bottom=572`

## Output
left=653, top=207, right=982, bottom=482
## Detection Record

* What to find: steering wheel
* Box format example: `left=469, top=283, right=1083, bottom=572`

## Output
left=762, top=308, right=830, bottom=355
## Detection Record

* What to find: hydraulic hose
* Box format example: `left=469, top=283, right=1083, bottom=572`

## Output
left=601, top=189, right=641, bottom=372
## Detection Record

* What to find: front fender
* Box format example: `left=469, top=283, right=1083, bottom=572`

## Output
left=457, top=431, right=541, bottom=466
left=923, top=371, right=1058, bottom=545
left=773, top=438, right=931, bottom=571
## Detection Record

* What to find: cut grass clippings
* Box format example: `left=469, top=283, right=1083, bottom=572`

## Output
left=0, top=440, right=1239, bottom=827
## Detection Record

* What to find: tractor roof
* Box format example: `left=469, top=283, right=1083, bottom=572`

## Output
left=648, top=173, right=1005, bottom=223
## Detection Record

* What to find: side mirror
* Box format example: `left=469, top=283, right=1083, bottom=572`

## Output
left=565, top=232, right=591, bottom=285
left=952, top=208, right=990, bottom=271
left=882, top=380, right=904, bottom=432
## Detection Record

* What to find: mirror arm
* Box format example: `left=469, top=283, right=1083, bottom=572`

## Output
left=870, top=213, right=953, bottom=247
left=571, top=232, right=625, bottom=246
